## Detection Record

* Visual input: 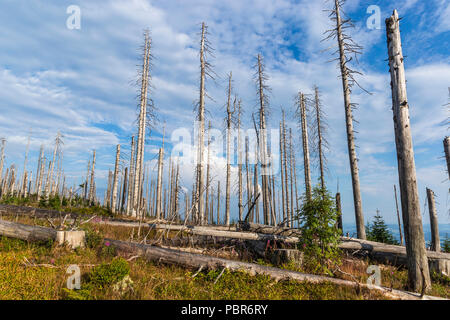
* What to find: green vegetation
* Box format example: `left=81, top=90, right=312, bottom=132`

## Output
left=443, top=234, right=450, bottom=253
left=0, top=194, right=113, bottom=217
left=366, top=211, right=399, bottom=245
left=296, top=186, right=342, bottom=276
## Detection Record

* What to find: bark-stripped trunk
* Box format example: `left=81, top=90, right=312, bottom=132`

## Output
left=336, top=192, right=343, bottom=235
left=426, top=188, right=440, bottom=252
left=386, top=9, right=430, bottom=292
left=156, top=135, right=164, bottom=220
left=279, top=122, right=286, bottom=225
left=282, top=111, right=290, bottom=226
left=196, top=22, right=207, bottom=226
left=257, top=55, right=271, bottom=225
left=88, top=150, right=96, bottom=204
left=205, top=122, right=211, bottom=225
left=237, top=102, right=243, bottom=222
left=225, top=73, right=232, bottom=227
left=127, top=136, right=136, bottom=216
left=444, top=137, right=450, bottom=180
left=106, top=170, right=112, bottom=209
left=314, top=86, right=325, bottom=191
left=0, top=139, right=5, bottom=189
left=299, top=93, right=312, bottom=201
left=245, top=137, right=252, bottom=220
left=111, top=145, right=121, bottom=214
left=121, top=167, right=128, bottom=214
left=394, top=184, right=404, bottom=246
left=334, top=0, right=365, bottom=239
left=217, top=181, right=221, bottom=225
left=288, top=129, right=295, bottom=228
left=133, top=32, right=151, bottom=218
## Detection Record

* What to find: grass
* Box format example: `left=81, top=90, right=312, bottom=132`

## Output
left=0, top=235, right=391, bottom=300
left=0, top=212, right=448, bottom=300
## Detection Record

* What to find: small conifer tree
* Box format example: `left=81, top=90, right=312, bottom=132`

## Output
left=366, top=210, right=398, bottom=245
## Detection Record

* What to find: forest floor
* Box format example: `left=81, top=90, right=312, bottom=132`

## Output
left=0, top=207, right=449, bottom=300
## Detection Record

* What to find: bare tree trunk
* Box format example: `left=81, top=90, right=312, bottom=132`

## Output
left=444, top=136, right=450, bottom=180
left=156, top=134, right=164, bottom=220
left=253, top=153, right=259, bottom=224
left=299, top=93, right=312, bottom=201
left=106, top=170, right=112, bottom=209
left=0, top=139, right=5, bottom=189
left=279, top=122, right=286, bottom=226
left=336, top=192, right=343, bottom=235
left=282, top=111, right=290, bottom=226
left=238, top=102, right=243, bottom=222
left=394, top=184, right=404, bottom=246
left=314, top=86, right=325, bottom=190
left=205, top=122, right=211, bottom=225
left=334, top=0, right=365, bottom=239
left=111, top=145, right=121, bottom=214
left=386, top=9, right=430, bottom=292
left=121, top=167, right=128, bottom=214
left=225, top=73, right=233, bottom=227
left=217, top=181, right=221, bottom=225
left=288, top=128, right=295, bottom=228
left=127, top=136, right=136, bottom=216
left=256, top=55, right=271, bottom=225
left=426, top=188, right=440, bottom=252
left=196, top=23, right=208, bottom=226
left=88, top=150, right=96, bottom=204
left=133, top=31, right=151, bottom=218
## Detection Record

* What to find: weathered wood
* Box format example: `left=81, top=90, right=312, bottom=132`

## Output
left=225, top=73, right=232, bottom=227
left=386, top=9, right=431, bottom=292
left=444, top=137, right=450, bottom=180
left=426, top=188, right=440, bottom=252
left=333, top=0, right=365, bottom=240
left=0, top=219, right=57, bottom=242
left=298, top=93, right=312, bottom=201
left=394, top=185, right=404, bottom=245
left=111, top=145, right=120, bottom=214
left=107, top=237, right=443, bottom=300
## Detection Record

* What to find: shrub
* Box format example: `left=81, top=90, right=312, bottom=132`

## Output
left=84, top=227, right=104, bottom=249
left=87, top=257, right=130, bottom=289
left=296, top=185, right=341, bottom=275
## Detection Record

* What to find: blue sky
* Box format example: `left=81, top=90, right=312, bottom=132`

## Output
left=0, top=0, right=448, bottom=226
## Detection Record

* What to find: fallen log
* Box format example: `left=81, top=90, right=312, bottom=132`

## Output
left=238, top=221, right=302, bottom=237
left=0, top=219, right=57, bottom=242
left=105, top=237, right=444, bottom=300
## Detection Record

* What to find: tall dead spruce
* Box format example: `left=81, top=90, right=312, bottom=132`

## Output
left=386, top=9, right=431, bottom=292
left=195, top=22, right=215, bottom=225
left=132, top=30, right=152, bottom=218
left=325, top=0, right=366, bottom=239
left=255, top=54, right=272, bottom=225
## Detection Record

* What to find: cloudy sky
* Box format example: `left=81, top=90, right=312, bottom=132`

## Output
left=0, top=0, right=448, bottom=227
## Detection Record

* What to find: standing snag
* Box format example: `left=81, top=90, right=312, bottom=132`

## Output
left=386, top=9, right=431, bottom=292
left=324, top=0, right=366, bottom=239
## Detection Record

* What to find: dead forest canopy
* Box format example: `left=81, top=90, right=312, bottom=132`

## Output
left=0, top=2, right=449, bottom=299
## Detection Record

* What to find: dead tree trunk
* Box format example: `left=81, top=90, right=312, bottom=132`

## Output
left=133, top=31, right=151, bottom=218
left=282, top=111, right=290, bottom=226
left=0, top=139, right=5, bottom=189
left=156, top=131, right=165, bottom=220
left=333, top=0, right=365, bottom=239
left=279, top=122, right=286, bottom=225
left=121, top=167, right=128, bottom=214
left=196, top=22, right=208, bottom=226
left=205, top=121, right=211, bottom=225
left=386, top=9, right=431, bottom=292
left=238, top=101, right=244, bottom=222
left=314, top=86, right=325, bottom=191
left=127, top=136, right=136, bottom=216
left=336, top=192, right=343, bottom=235
left=426, top=188, right=440, bottom=252
left=225, top=73, right=233, bottom=227
left=256, top=54, right=271, bottom=225
left=394, top=184, right=404, bottom=246
left=444, top=136, right=450, bottom=180
left=88, top=150, right=96, bottom=204
left=298, top=93, right=312, bottom=201
left=111, top=145, right=121, bottom=214
left=217, top=181, right=221, bottom=225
